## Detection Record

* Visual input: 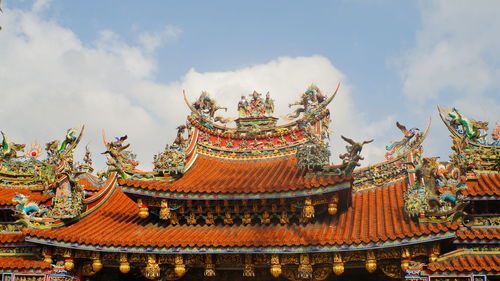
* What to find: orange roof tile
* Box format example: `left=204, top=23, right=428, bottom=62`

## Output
left=428, top=252, right=500, bottom=273
left=0, top=233, right=25, bottom=243
left=456, top=228, right=500, bottom=241
left=0, top=257, right=51, bottom=270
left=465, top=173, right=500, bottom=197
left=0, top=188, right=50, bottom=206
left=119, top=154, right=349, bottom=195
left=25, top=181, right=457, bottom=252
left=78, top=175, right=101, bottom=192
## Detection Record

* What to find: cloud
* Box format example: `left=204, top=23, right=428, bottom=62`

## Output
left=138, top=25, right=182, bottom=53
left=395, top=0, right=500, bottom=159
left=0, top=3, right=391, bottom=173
left=399, top=0, right=500, bottom=107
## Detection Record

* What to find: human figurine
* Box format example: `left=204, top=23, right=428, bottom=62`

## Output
left=238, top=95, right=249, bottom=117
left=249, top=91, right=265, bottom=116
left=264, top=92, right=274, bottom=115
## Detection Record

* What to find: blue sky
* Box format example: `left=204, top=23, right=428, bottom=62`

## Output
left=0, top=0, right=498, bottom=170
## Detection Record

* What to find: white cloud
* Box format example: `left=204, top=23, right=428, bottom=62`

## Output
left=138, top=25, right=182, bottom=53
left=0, top=2, right=392, bottom=173
left=396, top=0, right=500, bottom=159
left=400, top=0, right=500, bottom=105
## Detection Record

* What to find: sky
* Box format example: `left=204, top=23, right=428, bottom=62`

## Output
left=0, top=0, right=499, bottom=171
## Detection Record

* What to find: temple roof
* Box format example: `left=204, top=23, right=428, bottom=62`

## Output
left=464, top=172, right=500, bottom=198
left=121, top=153, right=350, bottom=198
left=428, top=250, right=500, bottom=273
left=0, top=257, right=51, bottom=270
left=0, top=188, right=50, bottom=206
left=24, top=180, right=457, bottom=253
left=0, top=232, right=25, bottom=243
left=455, top=228, right=500, bottom=243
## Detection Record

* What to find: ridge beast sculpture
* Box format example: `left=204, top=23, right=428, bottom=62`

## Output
left=12, top=193, right=47, bottom=222
left=284, top=84, right=330, bottom=121
left=101, top=133, right=139, bottom=179
left=439, top=106, right=499, bottom=171
left=339, top=136, right=373, bottom=175
left=446, top=107, right=489, bottom=142
left=1, top=131, right=25, bottom=160
left=183, top=91, right=227, bottom=122
left=385, top=122, right=423, bottom=160
left=153, top=124, right=189, bottom=175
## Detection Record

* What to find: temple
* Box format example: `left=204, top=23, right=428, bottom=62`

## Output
left=0, top=85, right=498, bottom=281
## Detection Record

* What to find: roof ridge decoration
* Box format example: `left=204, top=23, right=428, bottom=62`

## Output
left=403, top=115, right=471, bottom=223
left=100, top=133, right=139, bottom=179
left=438, top=106, right=499, bottom=172
left=4, top=127, right=93, bottom=224
left=1, top=127, right=120, bottom=229
left=352, top=119, right=431, bottom=191
left=151, top=84, right=341, bottom=176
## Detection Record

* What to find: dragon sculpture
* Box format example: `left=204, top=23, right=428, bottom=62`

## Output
left=101, top=133, right=139, bottom=179
left=1, top=131, right=25, bottom=160
left=12, top=193, right=47, bottom=222
left=446, top=107, right=489, bottom=142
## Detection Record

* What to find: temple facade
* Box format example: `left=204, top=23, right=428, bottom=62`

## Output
left=0, top=85, right=498, bottom=281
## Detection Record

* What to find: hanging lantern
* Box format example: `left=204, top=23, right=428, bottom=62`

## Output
left=204, top=254, right=216, bottom=277
left=63, top=249, right=74, bottom=271
left=142, top=254, right=160, bottom=280
left=174, top=254, right=186, bottom=277
left=328, top=194, right=339, bottom=215
left=302, top=197, right=315, bottom=219
left=160, top=199, right=170, bottom=220
left=42, top=247, right=53, bottom=264
left=332, top=252, right=344, bottom=276
left=137, top=199, right=149, bottom=219
left=243, top=254, right=255, bottom=277
left=429, top=243, right=440, bottom=263
left=119, top=253, right=130, bottom=274
left=365, top=250, right=377, bottom=273
left=270, top=254, right=282, bottom=278
left=91, top=252, right=103, bottom=272
left=64, top=258, right=75, bottom=271
left=401, top=247, right=411, bottom=271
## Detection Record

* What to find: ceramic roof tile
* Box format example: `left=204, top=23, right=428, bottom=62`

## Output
left=428, top=253, right=500, bottom=273
left=464, top=173, right=500, bottom=197
left=0, top=257, right=51, bottom=270
left=0, top=188, right=50, bottom=206
left=0, top=233, right=25, bottom=243
left=456, top=228, right=500, bottom=241
left=25, top=181, right=457, bottom=250
left=119, top=154, right=349, bottom=194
